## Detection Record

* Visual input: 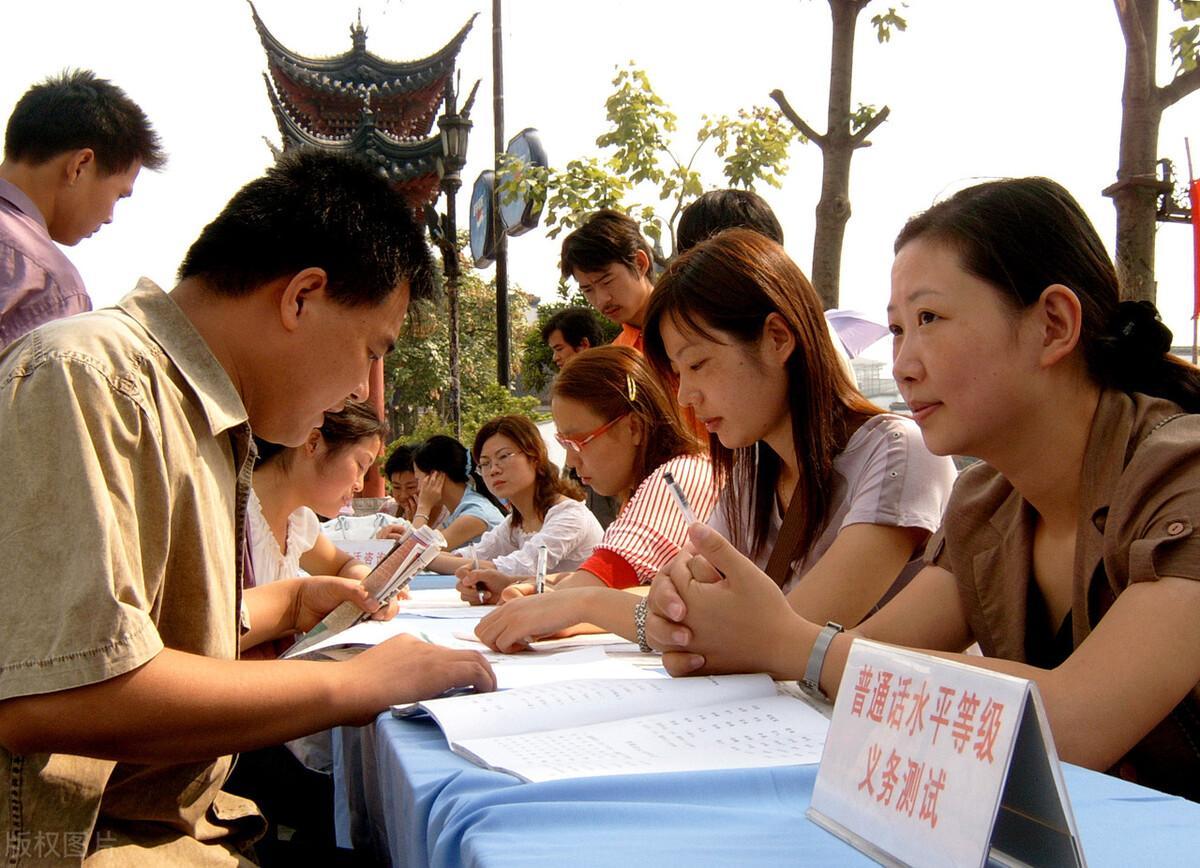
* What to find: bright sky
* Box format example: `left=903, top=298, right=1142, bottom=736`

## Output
left=2, top=0, right=1197, bottom=357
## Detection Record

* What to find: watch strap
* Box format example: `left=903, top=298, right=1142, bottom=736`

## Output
left=801, top=621, right=844, bottom=699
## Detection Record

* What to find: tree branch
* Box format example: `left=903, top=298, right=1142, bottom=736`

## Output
left=1157, top=65, right=1200, bottom=111
left=1114, top=0, right=1153, bottom=99
left=770, top=88, right=825, bottom=146
left=850, top=105, right=891, bottom=148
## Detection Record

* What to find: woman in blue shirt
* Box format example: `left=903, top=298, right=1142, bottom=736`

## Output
left=409, top=434, right=506, bottom=548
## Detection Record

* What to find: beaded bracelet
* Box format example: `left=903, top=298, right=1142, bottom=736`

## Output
left=633, top=597, right=652, bottom=653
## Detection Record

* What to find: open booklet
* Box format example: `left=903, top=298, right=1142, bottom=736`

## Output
left=414, top=673, right=831, bottom=783
left=284, top=524, right=446, bottom=659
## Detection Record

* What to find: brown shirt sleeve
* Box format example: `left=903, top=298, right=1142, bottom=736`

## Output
left=1106, top=414, right=1200, bottom=587
left=0, top=351, right=164, bottom=700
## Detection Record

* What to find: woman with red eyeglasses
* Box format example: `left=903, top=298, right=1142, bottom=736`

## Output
left=473, top=345, right=716, bottom=645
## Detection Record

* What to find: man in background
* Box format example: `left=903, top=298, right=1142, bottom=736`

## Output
left=0, top=69, right=164, bottom=347
left=541, top=306, right=603, bottom=369
left=559, top=210, right=655, bottom=353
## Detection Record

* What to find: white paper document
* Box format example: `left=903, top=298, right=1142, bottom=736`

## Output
left=389, top=649, right=664, bottom=717
left=417, top=673, right=830, bottom=782
left=451, top=629, right=642, bottom=654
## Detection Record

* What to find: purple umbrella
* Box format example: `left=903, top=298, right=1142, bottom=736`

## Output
left=824, top=309, right=891, bottom=358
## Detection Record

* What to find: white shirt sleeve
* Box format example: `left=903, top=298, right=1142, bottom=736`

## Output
left=454, top=516, right=517, bottom=561
left=491, top=499, right=605, bottom=576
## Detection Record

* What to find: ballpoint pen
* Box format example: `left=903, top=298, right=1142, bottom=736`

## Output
left=534, top=544, right=548, bottom=594
left=662, top=471, right=697, bottom=525
left=470, top=543, right=486, bottom=604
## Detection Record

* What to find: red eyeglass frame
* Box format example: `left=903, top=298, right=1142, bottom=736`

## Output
left=554, top=412, right=631, bottom=453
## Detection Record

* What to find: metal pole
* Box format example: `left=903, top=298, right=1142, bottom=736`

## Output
left=1190, top=138, right=1197, bottom=365
left=492, top=0, right=510, bottom=387
left=445, top=183, right=463, bottom=442
left=442, top=81, right=464, bottom=440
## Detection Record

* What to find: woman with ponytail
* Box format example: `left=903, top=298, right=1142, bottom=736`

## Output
left=647, top=177, right=1200, bottom=802
left=407, top=434, right=505, bottom=549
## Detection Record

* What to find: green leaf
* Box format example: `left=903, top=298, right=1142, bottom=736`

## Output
left=1173, top=0, right=1200, bottom=22
left=870, top=5, right=908, bottom=43
left=1170, top=23, right=1200, bottom=72
left=849, top=102, right=881, bottom=136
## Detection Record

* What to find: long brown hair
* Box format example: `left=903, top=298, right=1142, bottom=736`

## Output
left=552, top=346, right=704, bottom=500
left=644, top=228, right=881, bottom=560
left=472, top=414, right=582, bottom=530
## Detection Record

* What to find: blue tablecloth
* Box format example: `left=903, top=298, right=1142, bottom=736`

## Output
left=334, top=712, right=1200, bottom=867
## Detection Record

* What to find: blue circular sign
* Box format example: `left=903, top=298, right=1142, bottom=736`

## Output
left=499, top=128, right=548, bottom=237
left=469, top=170, right=496, bottom=268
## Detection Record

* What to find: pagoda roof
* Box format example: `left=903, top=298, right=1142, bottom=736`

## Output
left=267, top=87, right=445, bottom=207
left=249, top=3, right=474, bottom=92
left=250, top=2, right=470, bottom=208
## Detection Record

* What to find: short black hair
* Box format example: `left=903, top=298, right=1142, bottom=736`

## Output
left=178, top=149, right=435, bottom=307
left=4, top=69, right=165, bottom=174
left=559, top=209, right=654, bottom=280
left=540, top=307, right=604, bottom=350
left=675, top=189, right=783, bottom=253
left=383, top=444, right=416, bottom=478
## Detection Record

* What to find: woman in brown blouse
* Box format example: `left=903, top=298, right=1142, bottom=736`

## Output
left=645, top=177, right=1200, bottom=800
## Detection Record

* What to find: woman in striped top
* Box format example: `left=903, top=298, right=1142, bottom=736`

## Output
left=473, top=346, right=716, bottom=650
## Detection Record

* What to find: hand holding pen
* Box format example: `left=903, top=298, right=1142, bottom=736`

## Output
left=471, top=544, right=487, bottom=604
left=663, top=471, right=697, bottom=525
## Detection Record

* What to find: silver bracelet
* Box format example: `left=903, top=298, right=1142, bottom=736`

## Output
left=800, top=621, right=844, bottom=700
left=633, top=597, right=652, bottom=653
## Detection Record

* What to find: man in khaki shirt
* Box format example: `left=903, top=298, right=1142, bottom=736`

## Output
left=0, top=150, right=495, bottom=866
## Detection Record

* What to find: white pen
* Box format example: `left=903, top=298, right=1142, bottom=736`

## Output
left=534, top=544, right=548, bottom=594
left=662, top=471, right=697, bottom=525
left=470, top=543, right=486, bottom=604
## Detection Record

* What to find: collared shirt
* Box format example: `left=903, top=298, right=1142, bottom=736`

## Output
left=0, top=279, right=262, bottom=864
left=928, top=389, right=1200, bottom=799
left=711, top=413, right=956, bottom=596
left=607, top=322, right=709, bottom=443
left=0, top=178, right=89, bottom=349
left=610, top=322, right=644, bottom=353
left=583, top=453, right=717, bottom=588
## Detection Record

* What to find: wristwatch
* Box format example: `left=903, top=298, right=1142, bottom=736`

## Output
left=800, top=621, right=844, bottom=700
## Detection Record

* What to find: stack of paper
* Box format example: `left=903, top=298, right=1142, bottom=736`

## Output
left=415, top=674, right=830, bottom=782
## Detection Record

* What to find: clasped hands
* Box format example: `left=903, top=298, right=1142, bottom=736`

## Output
left=645, top=523, right=809, bottom=678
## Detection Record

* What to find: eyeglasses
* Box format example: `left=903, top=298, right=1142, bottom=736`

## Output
left=477, top=449, right=521, bottom=473
left=555, top=413, right=630, bottom=454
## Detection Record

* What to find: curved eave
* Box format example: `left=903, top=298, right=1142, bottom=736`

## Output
left=251, top=3, right=475, bottom=86
left=273, top=107, right=444, bottom=172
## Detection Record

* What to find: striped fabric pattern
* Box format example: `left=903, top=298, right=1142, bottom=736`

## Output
left=585, top=453, right=718, bottom=586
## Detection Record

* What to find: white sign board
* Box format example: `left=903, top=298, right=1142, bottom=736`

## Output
left=808, top=640, right=1085, bottom=868
left=338, top=539, right=397, bottom=571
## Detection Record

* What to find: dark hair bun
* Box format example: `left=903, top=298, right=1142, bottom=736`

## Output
left=1109, top=300, right=1172, bottom=358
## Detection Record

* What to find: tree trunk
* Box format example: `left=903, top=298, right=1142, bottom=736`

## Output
left=809, top=0, right=864, bottom=309
left=1110, top=0, right=1163, bottom=303
left=773, top=1, right=888, bottom=310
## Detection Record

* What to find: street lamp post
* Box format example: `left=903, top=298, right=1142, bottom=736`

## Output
left=436, top=79, right=474, bottom=441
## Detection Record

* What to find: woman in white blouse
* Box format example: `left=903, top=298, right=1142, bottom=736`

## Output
left=428, top=414, right=603, bottom=597
left=248, top=401, right=384, bottom=587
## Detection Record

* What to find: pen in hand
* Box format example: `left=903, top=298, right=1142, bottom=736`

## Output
left=662, top=471, right=697, bottom=525
left=534, top=544, right=548, bottom=595
left=470, top=544, right=486, bottom=604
